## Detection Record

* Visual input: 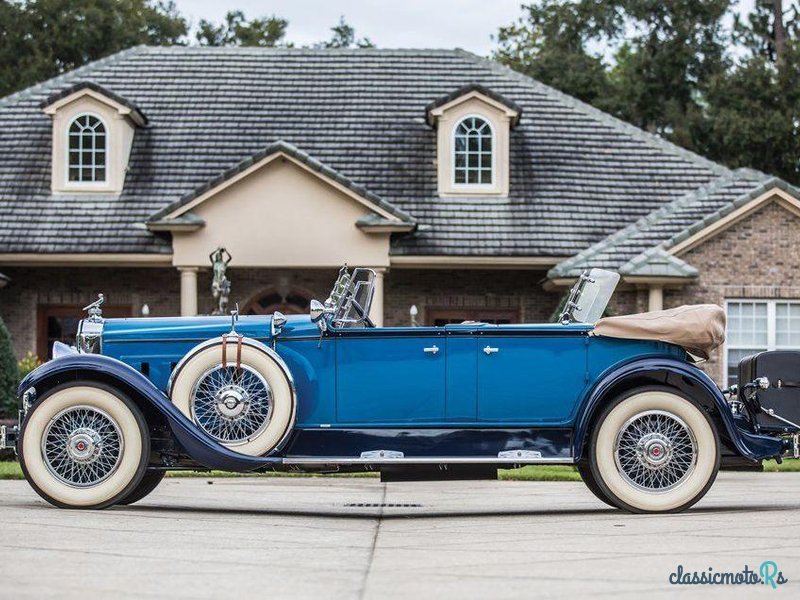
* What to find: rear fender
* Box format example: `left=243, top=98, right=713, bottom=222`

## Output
left=573, top=356, right=784, bottom=462
left=17, top=354, right=279, bottom=472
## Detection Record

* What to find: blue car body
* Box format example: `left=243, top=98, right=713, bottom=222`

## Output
left=18, top=313, right=784, bottom=472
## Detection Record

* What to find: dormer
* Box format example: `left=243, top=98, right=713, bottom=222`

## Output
left=41, top=82, right=146, bottom=194
left=426, top=84, right=521, bottom=197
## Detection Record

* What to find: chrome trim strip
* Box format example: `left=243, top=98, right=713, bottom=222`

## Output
left=282, top=456, right=574, bottom=465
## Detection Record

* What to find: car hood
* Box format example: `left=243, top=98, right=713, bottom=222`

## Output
left=102, top=314, right=318, bottom=344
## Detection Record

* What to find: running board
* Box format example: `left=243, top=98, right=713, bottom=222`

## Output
left=281, top=456, right=574, bottom=466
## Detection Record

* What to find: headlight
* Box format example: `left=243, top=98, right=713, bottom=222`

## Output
left=52, top=341, right=78, bottom=358
left=76, top=318, right=103, bottom=354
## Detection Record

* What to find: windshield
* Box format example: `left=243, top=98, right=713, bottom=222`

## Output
left=560, top=269, right=620, bottom=324
left=325, top=266, right=376, bottom=327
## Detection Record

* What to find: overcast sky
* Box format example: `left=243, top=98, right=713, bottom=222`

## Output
left=173, top=0, right=757, bottom=56
left=173, top=0, right=532, bottom=54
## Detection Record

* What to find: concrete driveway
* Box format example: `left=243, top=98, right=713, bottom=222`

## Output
left=0, top=472, right=798, bottom=599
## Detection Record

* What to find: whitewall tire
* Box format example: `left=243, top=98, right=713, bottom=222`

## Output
left=589, top=387, right=720, bottom=513
left=19, top=383, right=149, bottom=509
left=170, top=340, right=294, bottom=457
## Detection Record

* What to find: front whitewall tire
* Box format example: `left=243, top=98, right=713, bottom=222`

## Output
left=19, top=383, right=149, bottom=509
left=590, top=388, right=720, bottom=513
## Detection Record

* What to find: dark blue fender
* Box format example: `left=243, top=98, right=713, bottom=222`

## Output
left=18, top=354, right=280, bottom=472
left=573, top=356, right=784, bottom=461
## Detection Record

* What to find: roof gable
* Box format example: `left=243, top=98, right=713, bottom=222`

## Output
left=40, top=81, right=147, bottom=126
left=425, top=83, right=522, bottom=127
left=149, top=140, right=415, bottom=228
left=549, top=173, right=800, bottom=281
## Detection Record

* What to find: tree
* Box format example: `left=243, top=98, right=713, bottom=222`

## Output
left=318, top=16, right=374, bottom=49
left=494, top=0, right=619, bottom=107
left=0, top=0, right=187, bottom=98
left=493, top=0, right=800, bottom=184
left=0, top=318, right=18, bottom=419
left=734, top=0, right=800, bottom=66
left=196, top=11, right=289, bottom=47
left=695, top=2, right=800, bottom=182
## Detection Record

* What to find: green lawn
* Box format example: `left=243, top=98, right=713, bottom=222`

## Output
left=1, top=459, right=798, bottom=481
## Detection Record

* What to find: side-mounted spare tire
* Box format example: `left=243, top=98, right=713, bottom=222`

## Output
left=169, top=337, right=295, bottom=457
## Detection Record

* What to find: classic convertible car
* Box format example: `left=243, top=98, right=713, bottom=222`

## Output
left=2, top=266, right=799, bottom=513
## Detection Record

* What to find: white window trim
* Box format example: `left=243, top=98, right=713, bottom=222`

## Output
left=724, top=299, right=800, bottom=383
left=63, top=111, right=109, bottom=190
left=450, top=114, right=496, bottom=192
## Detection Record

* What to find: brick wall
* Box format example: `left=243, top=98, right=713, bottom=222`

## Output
left=664, top=200, right=800, bottom=384
left=384, top=268, right=561, bottom=327
left=0, top=266, right=339, bottom=359
left=0, top=267, right=180, bottom=359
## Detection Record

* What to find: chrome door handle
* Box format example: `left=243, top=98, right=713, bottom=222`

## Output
left=483, top=346, right=499, bottom=355
left=423, top=345, right=439, bottom=355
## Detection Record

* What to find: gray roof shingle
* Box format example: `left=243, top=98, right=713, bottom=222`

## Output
left=0, top=46, right=775, bottom=257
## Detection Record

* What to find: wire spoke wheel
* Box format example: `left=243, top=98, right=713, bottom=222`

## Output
left=42, top=405, right=124, bottom=488
left=191, top=365, right=273, bottom=445
left=614, top=410, right=697, bottom=493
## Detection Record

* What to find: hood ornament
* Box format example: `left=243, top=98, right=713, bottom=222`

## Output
left=82, top=294, right=105, bottom=322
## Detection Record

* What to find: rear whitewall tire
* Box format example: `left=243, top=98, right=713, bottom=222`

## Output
left=170, top=340, right=295, bottom=457
left=19, top=383, right=149, bottom=510
left=590, top=387, right=720, bottom=514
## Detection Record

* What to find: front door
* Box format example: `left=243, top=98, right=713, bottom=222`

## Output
left=477, top=334, right=588, bottom=424
left=335, top=330, right=446, bottom=424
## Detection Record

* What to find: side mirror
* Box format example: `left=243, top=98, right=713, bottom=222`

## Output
left=310, top=299, right=335, bottom=332
left=310, top=299, right=326, bottom=323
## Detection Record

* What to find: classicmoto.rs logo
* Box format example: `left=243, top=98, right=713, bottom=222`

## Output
left=669, top=562, right=788, bottom=588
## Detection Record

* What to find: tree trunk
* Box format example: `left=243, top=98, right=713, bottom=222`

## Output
left=773, top=0, right=786, bottom=66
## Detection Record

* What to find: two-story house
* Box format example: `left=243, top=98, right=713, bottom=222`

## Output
left=1, top=46, right=799, bottom=385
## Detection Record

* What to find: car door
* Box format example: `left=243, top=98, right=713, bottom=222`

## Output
left=335, top=328, right=446, bottom=424
left=477, top=327, right=588, bottom=424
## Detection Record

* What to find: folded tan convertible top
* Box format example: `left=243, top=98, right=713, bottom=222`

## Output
left=592, top=304, right=726, bottom=361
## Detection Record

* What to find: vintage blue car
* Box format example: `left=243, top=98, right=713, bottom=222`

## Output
left=3, top=267, right=799, bottom=513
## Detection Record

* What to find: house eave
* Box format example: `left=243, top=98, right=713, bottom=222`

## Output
left=390, top=255, right=566, bottom=269
left=0, top=253, right=172, bottom=267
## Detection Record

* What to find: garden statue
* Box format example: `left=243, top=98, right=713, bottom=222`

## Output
left=210, top=247, right=232, bottom=315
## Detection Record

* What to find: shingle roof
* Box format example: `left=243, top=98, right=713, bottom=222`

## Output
left=548, top=169, right=799, bottom=279
left=0, top=46, right=775, bottom=257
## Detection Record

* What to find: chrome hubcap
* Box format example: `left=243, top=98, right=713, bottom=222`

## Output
left=42, top=406, right=123, bottom=488
left=614, top=410, right=697, bottom=492
left=191, top=365, right=273, bottom=445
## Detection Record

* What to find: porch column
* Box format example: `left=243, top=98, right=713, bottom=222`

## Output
left=179, top=267, right=198, bottom=316
left=370, top=268, right=386, bottom=327
left=648, top=285, right=664, bottom=312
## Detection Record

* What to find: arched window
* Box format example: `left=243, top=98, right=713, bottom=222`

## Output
left=242, top=285, right=313, bottom=315
left=453, top=116, right=493, bottom=185
left=67, top=114, right=107, bottom=183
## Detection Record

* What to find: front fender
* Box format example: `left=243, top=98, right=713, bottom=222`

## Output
left=572, top=356, right=784, bottom=461
left=18, top=354, right=280, bottom=472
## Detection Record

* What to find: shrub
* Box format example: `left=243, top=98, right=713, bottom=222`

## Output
left=18, top=351, right=41, bottom=379
left=0, top=318, right=18, bottom=418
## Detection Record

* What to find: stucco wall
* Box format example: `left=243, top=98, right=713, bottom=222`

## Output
left=171, top=157, right=392, bottom=269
